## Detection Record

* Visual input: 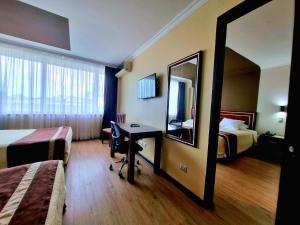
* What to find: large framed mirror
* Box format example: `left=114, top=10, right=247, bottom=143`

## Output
left=166, top=51, right=202, bottom=147
left=205, top=1, right=298, bottom=221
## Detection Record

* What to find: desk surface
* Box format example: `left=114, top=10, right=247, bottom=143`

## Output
left=115, top=122, right=162, bottom=183
left=118, top=122, right=161, bottom=134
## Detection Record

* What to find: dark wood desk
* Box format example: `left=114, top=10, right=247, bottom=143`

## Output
left=111, top=123, right=162, bottom=183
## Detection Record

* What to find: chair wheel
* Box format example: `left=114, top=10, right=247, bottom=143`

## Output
left=136, top=160, right=140, bottom=165
left=118, top=172, right=125, bottom=179
left=109, top=165, right=113, bottom=171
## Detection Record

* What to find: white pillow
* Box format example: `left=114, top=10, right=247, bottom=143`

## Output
left=183, top=119, right=193, bottom=126
left=219, top=118, right=245, bottom=130
left=239, top=123, right=249, bottom=130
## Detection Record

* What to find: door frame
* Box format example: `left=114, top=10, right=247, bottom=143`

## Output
left=275, top=0, right=299, bottom=224
left=204, top=0, right=297, bottom=218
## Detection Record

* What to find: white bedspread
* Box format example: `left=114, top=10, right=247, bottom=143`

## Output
left=0, top=128, right=72, bottom=168
left=0, top=129, right=35, bottom=168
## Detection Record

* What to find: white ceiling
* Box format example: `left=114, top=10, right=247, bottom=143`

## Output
left=226, top=0, right=294, bottom=69
left=4, top=0, right=197, bottom=66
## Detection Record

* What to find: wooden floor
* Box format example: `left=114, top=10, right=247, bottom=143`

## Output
left=63, top=140, right=280, bottom=225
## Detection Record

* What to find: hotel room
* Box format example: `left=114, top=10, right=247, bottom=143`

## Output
left=0, top=1, right=298, bottom=225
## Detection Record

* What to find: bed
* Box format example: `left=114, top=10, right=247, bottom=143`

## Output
left=0, top=160, right=65, bottom=225
left=217, top=111, right=257, bottom=160
left=0, top=126, right=72, bottom=169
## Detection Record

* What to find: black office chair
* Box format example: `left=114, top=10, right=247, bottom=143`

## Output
left=109, top=121, right=143, bottom=179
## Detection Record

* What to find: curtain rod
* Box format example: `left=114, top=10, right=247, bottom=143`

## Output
left=0, top=38, right=117, bottom=68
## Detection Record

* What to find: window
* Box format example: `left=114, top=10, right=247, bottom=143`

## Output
left=0, top=49, right=105, bottom=115
left=168, top=79, right=179, bottom=117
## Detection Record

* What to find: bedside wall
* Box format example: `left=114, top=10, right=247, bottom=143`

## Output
left=256, top=65, right=291, bottom=136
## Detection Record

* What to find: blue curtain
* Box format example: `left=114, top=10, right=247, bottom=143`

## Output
left=177, top=82, right=186, bottom=121
left=101, top=66, right=120, bottom=139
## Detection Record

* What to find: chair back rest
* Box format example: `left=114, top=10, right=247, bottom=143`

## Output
left=116, top=113, right=126, bottom=123
left=110, top=121, right=123, bottom=152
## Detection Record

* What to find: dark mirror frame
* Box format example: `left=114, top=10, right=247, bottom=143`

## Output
left=204, top=0, right=296, bottom=210
left=165, top=51, right=203, bottom=147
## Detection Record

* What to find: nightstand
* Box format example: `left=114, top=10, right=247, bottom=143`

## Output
left=256, top=134, right=285, bottom=162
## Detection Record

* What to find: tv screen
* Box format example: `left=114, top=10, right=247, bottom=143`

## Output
left=137, top=73, right=157, bottom=99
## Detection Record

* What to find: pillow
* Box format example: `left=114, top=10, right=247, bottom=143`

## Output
left=219, top=118, right=245, bottom=130
left=239, top=123, right=249, bottom=130
left=183, top=119, right=193, bottom=126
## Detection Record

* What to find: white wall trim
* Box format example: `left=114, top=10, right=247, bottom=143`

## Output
left=124, top=0, right=208, bottom=62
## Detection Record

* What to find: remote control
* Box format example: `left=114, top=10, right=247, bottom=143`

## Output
left=130, top=123, right=140, bottom=127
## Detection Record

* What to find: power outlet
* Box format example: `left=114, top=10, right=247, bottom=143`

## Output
left=179, top=163, right=188, bottom=173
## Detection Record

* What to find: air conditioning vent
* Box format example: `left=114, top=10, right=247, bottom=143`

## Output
left=115, top=61, right=132, bottom=78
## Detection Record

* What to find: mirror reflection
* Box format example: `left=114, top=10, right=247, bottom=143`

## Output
left=213, top=0, right=294, bottom=224
left=166, top=52, right=201, bottom=146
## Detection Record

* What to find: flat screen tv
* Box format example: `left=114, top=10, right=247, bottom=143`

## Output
left=137, top=73, right=157, bottom=99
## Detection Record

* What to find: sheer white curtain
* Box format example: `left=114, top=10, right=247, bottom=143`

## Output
left=0, top=43, right=105, bottom=140
left=168, top=78, right=179, bottom=120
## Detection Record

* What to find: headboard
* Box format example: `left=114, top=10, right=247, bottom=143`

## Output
left=220, top=111, right=256, bottom=130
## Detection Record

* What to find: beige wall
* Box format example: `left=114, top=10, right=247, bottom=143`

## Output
left=118, top=0, right=243, bottom=199
left=256, top=65, right=290, bottom=136
left=171, top=62, right=196, bottom=87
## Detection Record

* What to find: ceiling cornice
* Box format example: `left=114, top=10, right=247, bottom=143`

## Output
left=124, top=0, right=208, bottom=62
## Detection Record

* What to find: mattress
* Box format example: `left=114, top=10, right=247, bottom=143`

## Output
left=0, top=127, right=72, bottom=168
left=217, top=128, right=257, bottom=159
left=0, top=160, right=65, bottom=225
